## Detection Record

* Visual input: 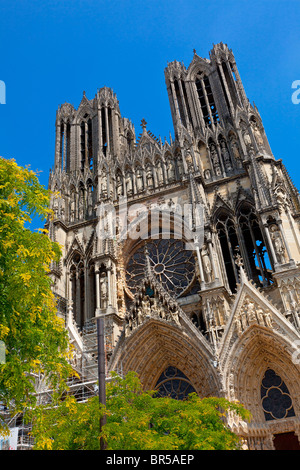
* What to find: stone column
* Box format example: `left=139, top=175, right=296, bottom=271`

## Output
left=194, top=238, right=205, bottom=287
left=97, top=105, right=103, bottom=158
left=170, top=80, right=181, bottom=125
left=55, top=122, right=62, bottom=171
left=264, top=223, right=278, bottom=267
left=207, top=237, right=219, bottom=281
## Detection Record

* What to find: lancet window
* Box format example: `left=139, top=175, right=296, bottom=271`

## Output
left=80, top=117, right=93, bottom=170
left=70, top=253, right=85, bottom=329
left=70, top=254, right=97, bottom=329
left=238, top=205, right=272, bottom=286
left=216, top=212, right=240, bottom=293
left=59, top=121, right=71, bottom=171
left=216, top=206, right=272, bottom=292
left=195, top=73, right=219, bottom=127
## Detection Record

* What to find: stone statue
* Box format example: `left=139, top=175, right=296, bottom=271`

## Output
left=169, top=305, right=180, bottom=326
left=176, top=157, right=184, bottom=177
left=100, top=272, right=108, bottom=309
left=70, top=198, right=75, bottom=222
left=204, top=169, right=211, bottom=180
left=220, top=140, right=232, bottom=171
left=156, top=160, right=164, bottom=184
left=235, top=316, right=243, bottom=336
left=116, top=173, right=123, bottom=197
left=251, top=120, right=264, bottom=148
left=201, top=244, right=213, bottom=283
left=270, top=225, right=286, bottom=264
left=87, top=185, right=93, bottom=216
left=101, top=173, right=107, bottom=196
left=141, top=295, right=151, bottom=317
left=230, top=135, right=243, bottom=168
left=246, top=299, right=257, bottom=324
left=78, top=190, right=85, bottom=219
left=53, top=197, right=59, bottom=218
left=243, top=130, right=252, bottom=148
left=146, top=165, right=154, bottom=188
left=137, top=307, right=143, bottom=325
left=210, top=144, right=221, bottom=176
left=185, top=149, right=193, bottom=170
left=166, top=159, right=175, bottom=182
left=136, top=167, right=144, bottom=192
left=125, top=172, right=133, bottom=195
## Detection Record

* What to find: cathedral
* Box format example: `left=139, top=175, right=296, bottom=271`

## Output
left=47, top=43, right=300, bottom=450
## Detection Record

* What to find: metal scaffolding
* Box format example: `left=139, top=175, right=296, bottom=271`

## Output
left=1, top=319, right=123, bottom=450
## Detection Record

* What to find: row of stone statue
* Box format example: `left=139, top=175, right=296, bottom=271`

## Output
left=125, top=294, right=181, bottom=336
left=234, top=297, right=273, bottom=337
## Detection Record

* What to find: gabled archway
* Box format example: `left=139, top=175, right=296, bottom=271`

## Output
left=109, top=318, right=219, bottom=398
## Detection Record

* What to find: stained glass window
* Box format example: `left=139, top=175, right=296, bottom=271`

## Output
left=155, top=366, right=196, bottom=400
left=261, top=369, right=295, bottom=421
left=126, top=239, right=197, bottom=298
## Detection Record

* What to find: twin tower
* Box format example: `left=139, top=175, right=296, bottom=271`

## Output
left=48, top=43, right=300, bottom=450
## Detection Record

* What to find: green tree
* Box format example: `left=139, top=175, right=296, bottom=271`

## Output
left=0, top=158, right=72, bottom=427
left=28, top=371, right=251, bottom=450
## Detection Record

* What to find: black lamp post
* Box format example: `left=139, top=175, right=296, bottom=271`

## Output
left=97, top=316, right=107, bottom=450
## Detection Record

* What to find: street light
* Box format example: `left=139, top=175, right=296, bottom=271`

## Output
left=97, top=316, right=106, bottom=450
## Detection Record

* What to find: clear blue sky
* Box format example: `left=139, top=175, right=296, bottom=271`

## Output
left=0, top=0, right=299, bottom=207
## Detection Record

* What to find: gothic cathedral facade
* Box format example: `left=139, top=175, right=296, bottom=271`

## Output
left=48, top=43, right=300, bottom=450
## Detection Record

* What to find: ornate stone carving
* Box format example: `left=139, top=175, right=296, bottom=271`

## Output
left=269, top=224, right=287, bottom=264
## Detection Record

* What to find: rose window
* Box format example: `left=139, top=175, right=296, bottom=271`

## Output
left=125, top=239, right=197, bottom=298
left=155, top=366, right=196, bottom=400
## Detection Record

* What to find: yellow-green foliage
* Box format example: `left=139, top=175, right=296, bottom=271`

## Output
left=29, top=371, right=251, bottom=450
left=0, top=158, right=72, bottom=427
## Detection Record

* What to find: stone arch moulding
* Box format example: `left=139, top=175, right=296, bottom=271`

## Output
left=222, top=325, right=300, bottom=424
left=109, top=319, right=220, bottom=398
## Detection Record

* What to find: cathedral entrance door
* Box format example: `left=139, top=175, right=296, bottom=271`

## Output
left=273, top=432, right=300, bottom=450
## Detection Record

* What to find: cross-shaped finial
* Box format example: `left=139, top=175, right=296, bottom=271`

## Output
left=193, top=48, right=197, bottom=54
left=141, top=118, right=147, bottom=130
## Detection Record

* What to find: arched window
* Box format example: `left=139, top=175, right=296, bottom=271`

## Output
left=88, top=262, right=96, bottom=320
left=238, top=205, right=272, bottom=286
left=155, top=366, right=196, bottom=400
left=60, top=122, right=65, bottom=170
left=174, top=79, right=186, bottom=128
left=78, top=182, right=85, bottom=220
left=70, top=253, right=85, bottom=329
left=66, top=122, right=71, bottom=171
left=216, top=212, right=240, bottom=292
left=195, top=73, right=219, bottom=127
left=87, top=118, right=93, bottom=170
left=216, top=206, right=273, bottom=292
left=261, top=369, right=295, bottom=421
left=80, top=121, right=86, bottom=170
